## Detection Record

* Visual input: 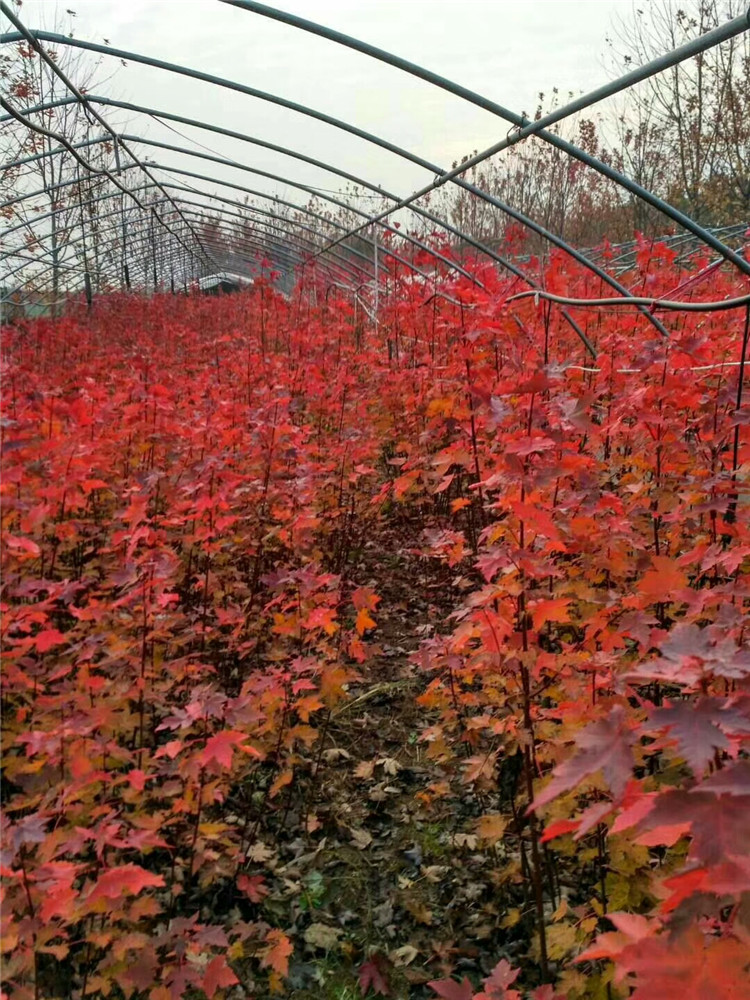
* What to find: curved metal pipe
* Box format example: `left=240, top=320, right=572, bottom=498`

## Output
left=117, top=134, right=481, bottom=286
left=1, top=207, right=337, bottom=290
left=1, top=162, right=441, bottom=286
left=1, top=195, right=358, bottom=288
left=1, top=179, right=384, bottom=289
left=0, top=28, right=676, bottom=337
left=0, top=2, right=217, bottom=275
left=0, top=96, right=576, bottom=303
left=1, top=128, right=479, bottom=287
left=222, top=0, right=750, bottom=278
left=1, top=100, right=594, bottom=350
left=1, top=169, right=372, bottom=282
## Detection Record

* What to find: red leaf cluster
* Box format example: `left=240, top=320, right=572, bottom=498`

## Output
left=3, top=240, right=750, bottom=998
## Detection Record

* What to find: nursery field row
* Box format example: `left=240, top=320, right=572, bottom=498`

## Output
left=2, top=245, right=750, bottom=999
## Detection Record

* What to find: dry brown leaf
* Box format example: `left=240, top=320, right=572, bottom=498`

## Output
left=423, top=865, right=449, bottom=883
left=378, top=756, right=401, bottom=775
left=246, top=841, right=274, bottom=863
left=350, top=827, right=373, bottom=850
left=304, top=923, right=342, bottom=951
left=477, top=814, right=508, bottom=845
left=390, top=944, right=419, bottom=967
left=354, top=759, right=376, bottom=780
left=451, top=833, right=478, bottom=850
left=403, top=897, right=433, bottom=925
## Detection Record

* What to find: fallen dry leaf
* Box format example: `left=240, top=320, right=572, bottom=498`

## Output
left=350, top=827, right=373, bottom=850
left=304, top=922, right=342, bottom=951
left=390, top=944, right=419, bottom=966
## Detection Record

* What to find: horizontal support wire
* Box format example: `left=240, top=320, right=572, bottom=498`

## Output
left=505, top=289, right=750, bottom=312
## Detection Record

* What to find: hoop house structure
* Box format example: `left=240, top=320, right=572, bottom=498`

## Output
left=2, top=4, right=750, bottom=999
left=2, top=1, right=748, bottom=341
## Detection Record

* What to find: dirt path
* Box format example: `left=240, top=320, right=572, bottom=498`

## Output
left=235, top=528, right=520, bottom=999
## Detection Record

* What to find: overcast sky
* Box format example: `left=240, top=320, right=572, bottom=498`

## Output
left=6, top=1, right=637, bottom=203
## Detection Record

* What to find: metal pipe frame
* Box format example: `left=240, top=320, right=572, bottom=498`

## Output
left=2, top=158, right=418, bottom=287
left=0, top=92, right=217, bottom=278
left=1, top=220, right=369, bottom=306
left=5, top=187, right=375, bottom=286
left=1, top=196, right=361, bottom=290
left=3, top=216, right=313, bottom=293
left=0, top=40, right=720, bottom=330
left=0, top=171, right=372, bottom=282
left=2, top=159, right=462, bottom=293
left=172, top=201, right=367, bottom=278
left=0, top=27, right=674, bottom=341
left=0, top=96, right=571, bottom=290
left=1, top=174, right=404, bottom=287
left=0, top=169, right=367, bottom=271
left=0, top=1, right=219, bottom=277
left=1, top=129, right=479, bottom=288
left=92, top=202, right=367, bottom=288
left=0, top=31, right=677, bottom=297
left=223, top=0, right=750, bottom=278
left=1, top=5, right=745, bottom=349
left=0, top=101, right=594, bottom=349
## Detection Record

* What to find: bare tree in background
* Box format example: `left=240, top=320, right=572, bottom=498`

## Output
left=438, top=0, right=748, bottom=254
left=438, top=91, right=621, bottom=256
left=0, top=4, right=120, bottom=311
left=606, top=0, right=750, bottom=226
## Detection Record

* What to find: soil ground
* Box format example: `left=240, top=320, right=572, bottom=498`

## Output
left=235, top=524, right=528, bottom=999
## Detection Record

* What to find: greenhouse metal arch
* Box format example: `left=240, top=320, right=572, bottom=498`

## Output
left=1, top=0, right=749, bottom=356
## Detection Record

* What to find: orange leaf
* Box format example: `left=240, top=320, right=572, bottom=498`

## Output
left=269, top=768, right=294, bottom=799
left=477, top=813, right=508, bottom=844
left=200, top=730, right=262, bottom=770
left=87, top=864, right=164, bottom=903
left=529, top=598, right=572, bottom=631
left=202, top=956, right=238, bottom=999
left=639, top=556, right=688, bottom=599
left=260, top=928, right=293, bottom=977
left=356, top=607, right=376, bottom=636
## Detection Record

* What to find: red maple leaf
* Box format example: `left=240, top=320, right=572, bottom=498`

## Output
left=259, top=928, right=293, bottom=977
left=86, top=864, right=165, bottom=902
left=649, top=698, right=731, bottom=776
left=531, top=705, right=634, bottom=812
left=358, top=954, right=390, bottom=996
left=4, top=534, right=41, bottom=558
left=201, top=956, right=239, bottom=999
left=475, top=958, right=521, bottom=999
left=617, top=927, right=750, bottom=1000
left=237, top=873, right=268, bottom=903
left=199, top=730, right=262, bottom=770
left=697, top=759, right=750, bottom=795
left=541, top=818, right=580, bottom=842
left=636, top=787, right=750, bottom=868
left=34, top=628, right=67, bottom=653
left=428, top=977, right=475, bottom=1000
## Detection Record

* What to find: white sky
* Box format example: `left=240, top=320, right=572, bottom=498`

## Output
left=7, top=0, right=635, bottom=211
